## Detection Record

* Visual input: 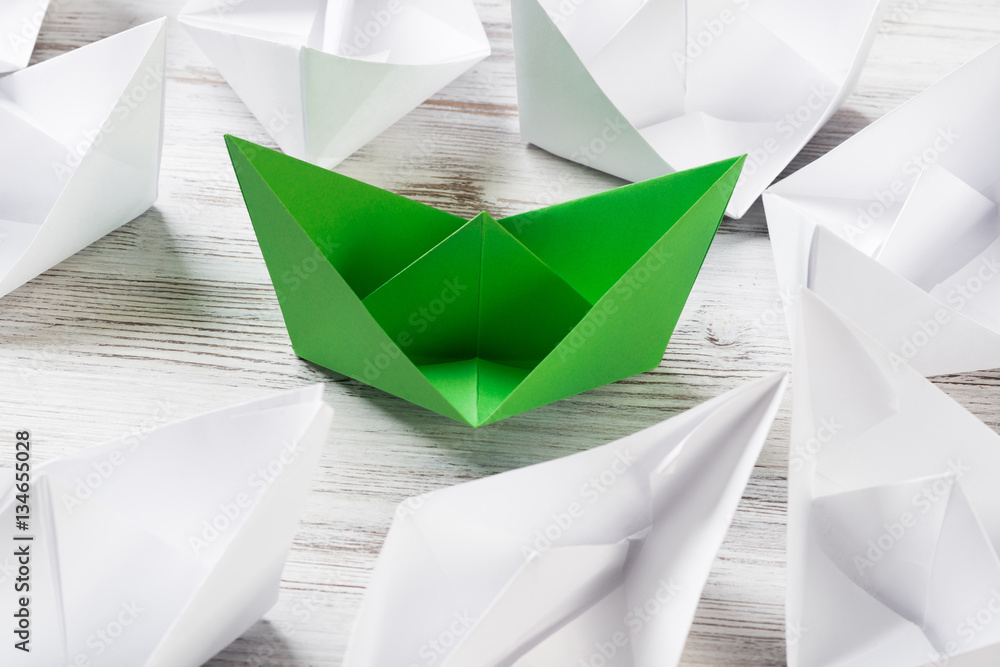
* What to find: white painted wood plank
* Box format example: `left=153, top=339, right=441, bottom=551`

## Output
left=1, top=1, right=998, bottom=664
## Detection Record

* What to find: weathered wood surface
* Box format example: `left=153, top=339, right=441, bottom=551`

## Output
left=2, top=1, right=999, bottom=664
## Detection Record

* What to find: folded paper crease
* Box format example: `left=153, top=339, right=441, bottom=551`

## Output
left=0, top=386, right=332, bottom=666
left=0, top=18, right=166, bottom=299
left=789, top=289, right=1000, bottom=667
left=344, top=372, right=787, bottom=666
left=226, top=134, right=745, bottom=426
left=180, top=0, right=491, bottom=168
left=765, top=41, right=1000, bottom=375
left=513, top=0, right=882, bottom=218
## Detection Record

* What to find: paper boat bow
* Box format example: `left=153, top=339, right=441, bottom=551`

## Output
left=180, top=0, right=490, bottom=168
left=226, top=136, right=744, bottom=426
left=0, top=386, right=332, bottom=666
left=0, top=18, right=166, bottom=299
left=765, top=42, right=1000, bottom=375
left=789, top=290, right=1000, bottom=667
left=511, top=0, right=882, bottom=218
left=344, top=373, right=786, bottom=667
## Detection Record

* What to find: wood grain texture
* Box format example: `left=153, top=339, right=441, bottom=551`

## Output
left=3, top=0, right=1000, bottom=664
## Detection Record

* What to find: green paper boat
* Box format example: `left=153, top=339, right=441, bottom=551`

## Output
left=226, top=135, right=743, bottom=427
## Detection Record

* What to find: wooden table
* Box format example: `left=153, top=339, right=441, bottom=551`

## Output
left=4, top=1, right=999, bottom=664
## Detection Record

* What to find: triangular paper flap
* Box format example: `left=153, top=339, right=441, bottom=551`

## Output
left=0, top=19, right=164, bottom=152
left=682, top=12, right=838, bottom=124
left=0, top=0, right=50, bottom=72
left=511, top=0, right=671, bottom=184
left=0, top=110, right=66, bottom=226
left=795, top=288, right=900, bottom=451
left=442, top=540, right=640, bottom=667
left=43, top=476, right=207, bottom=666
left=343, top=375, right=786, bottom=666
left=499, top=157, right=744, bottom=304
left=179, top=0, right=323, bottom=45
left=812, top=477, right=1000, bottom=659
left=225, top=135, right=466, bottom=299
left=791, top=293, right=1000, bottom=666
left=328, top=1, right=489, bottom=64
left=302, top=47, right=486, bottom=167
left=928, top=237, right=1000, bottom=332
left=811, top=475, right=956, bottom=642
left=399, top=209, right=595, bottom=425
left=181, top=21, right=308, bottom=157
left=768, top=41, right=1000, bottom=205
left=876, top=164, right=1000, bottom=291
left=383, top=0, right=489, bottom=48
left=763, top=190, right=897, bottom=346
left=144, top=396, right=331, bottom=667
left=514, top=0, right=878, bottom=217
left=182, top=0, right=488, bottom=167
left=580, top=0, right=686, bottom=130
left=449, top=374, right=784, bottom=552
left=764, top=185, right=904, bottom=282
left=509, top=374, right=785, bottom=665
left=621, top=372, right=788, bottom=667
left=0, top=19, right=166, bottom=298
left=738, top=0, right=880, bottom=85
left=360, top=219, right=481, bottom=366
left=226, top=137, right=469, bottom=423
left=765, top=41, right=1000, bottom=329
left=479, top=213, right=594, bottom=366
left=797, top=291, right=1000, bottom=543
left=924, top=482, right=1000, bottom=653
left=670, top=5, right=857, bottom=218
left=808, top=226, right=1000, bottom=377
left=40, top=386, right=325, bottom=566
left=641, top=113, right=775, bottom=176
left=793, top=532, right=936, bottom=667
left=484, top=167, right=741, bottom=425
left=359, top=209, right=593, bottom=386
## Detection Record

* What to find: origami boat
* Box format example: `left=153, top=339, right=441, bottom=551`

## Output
left=344, top=373, right=787, bottom=666
left=0, top=386, right=332, bottom=666
left=180, top=0, right=491, bottom=168
left=789, top=289, right=1000, bottom=667
left=226, top=135, right=744, bottom=426
left=765, top=42, right=1000, bottom=376
left=512, top=0, right=882, bottom=218
left=0, top=18, right=166, bottom=298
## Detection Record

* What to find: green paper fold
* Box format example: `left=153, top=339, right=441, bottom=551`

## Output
left=225, top=135, right=744, bottom=427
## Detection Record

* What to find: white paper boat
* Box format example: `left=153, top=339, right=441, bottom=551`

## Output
left=764, top=42, right=1000, bottom=375
left=0, top=18, right=166, bottom=299
left=179, top=0, right=491, bottom=168
left=0, top=0, right=50, bottom=74
left=344, top=373, right=787, bottom=667
left=789, top=289, right=1000, bottom=667
left=0, top=385, right=333, bottom=666
left=511, top=0, right=882, bottom=218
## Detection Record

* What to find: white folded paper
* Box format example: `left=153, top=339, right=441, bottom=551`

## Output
left=0, top=18, right=166, bottom=299
left=789, top=289, right=1000, bottom=667
left=179, top=0, right=491, bottom=168
left=0, top=385, right=332, bottom=666
left=764, top=42, right=1000, bottom=376
left=0, top=0, right=50, bottom=74
left=344, top=373, right=787, bottom=667
left=511, top=0, right=882, bottom=218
